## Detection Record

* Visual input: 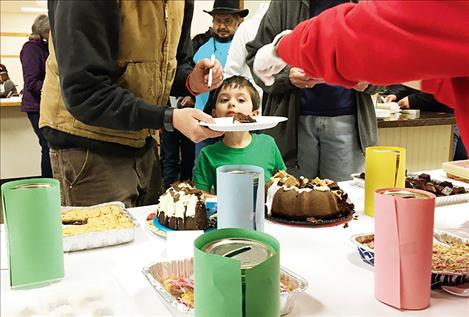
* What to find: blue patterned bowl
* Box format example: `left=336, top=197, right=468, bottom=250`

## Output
left=351, top=233, right=469, bottom=289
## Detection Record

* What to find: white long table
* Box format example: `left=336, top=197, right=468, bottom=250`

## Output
left=1, top=170, right=468, bottom=316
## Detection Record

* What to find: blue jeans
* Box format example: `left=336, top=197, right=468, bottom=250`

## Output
left=160, top=130, right=195, bottom=189
left=289, top=114, right=364, bottom=181
left=27, top=112, right=52, bottom=177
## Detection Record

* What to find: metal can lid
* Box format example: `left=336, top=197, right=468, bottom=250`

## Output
left=202, top=238, right=274, bottom=269
left=11, top=183, right=52, bottom=190
left=379, top=189, right=431, bottom=199
left=226, top=170, right=259, bottom=177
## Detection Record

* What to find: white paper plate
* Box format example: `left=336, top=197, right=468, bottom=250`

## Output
left=200, top=116, right=287, bottom=132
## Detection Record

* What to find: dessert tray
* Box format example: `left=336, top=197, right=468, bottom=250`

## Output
left=200, top=116, right=287, bottom=132
left=350, top=232, right=469, bottom=289
left=350, top=173, right=469, bottom=206
left=62, top=201, right=137, bottom=252
left=142, top=258, right=308, bottom=316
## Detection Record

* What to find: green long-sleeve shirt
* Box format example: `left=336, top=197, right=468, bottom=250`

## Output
left=194, top=134, right=286, bottom=192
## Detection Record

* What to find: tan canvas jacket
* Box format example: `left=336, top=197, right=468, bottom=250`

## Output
left=40, top=1, right=184, bottom=147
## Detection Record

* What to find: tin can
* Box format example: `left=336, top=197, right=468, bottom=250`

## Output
left=378, top=189, right=432, bottom=199
left=11, top=183, right=52, bottom=190
left=202, top=238, right=274, bottom=316
left=226, top=170, right=260, bottom=229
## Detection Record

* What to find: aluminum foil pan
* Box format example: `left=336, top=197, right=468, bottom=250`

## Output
left=62, top=201, right=137, bottom=252
left=350, top=232, right=469, bottom=289
left=142, top=258, right=308, bottom=316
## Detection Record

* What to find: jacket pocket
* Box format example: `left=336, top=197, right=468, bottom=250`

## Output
left=116, top=61, right=159, bottom=104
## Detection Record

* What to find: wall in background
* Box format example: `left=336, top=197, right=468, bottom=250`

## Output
left=1, top=11, right=42, bottom=179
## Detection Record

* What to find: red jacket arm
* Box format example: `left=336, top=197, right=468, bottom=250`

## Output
left=277, top=1, right=469, bottom=87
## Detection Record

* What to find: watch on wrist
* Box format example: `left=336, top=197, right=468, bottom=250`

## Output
left=163, top=107, right=175, bottom=132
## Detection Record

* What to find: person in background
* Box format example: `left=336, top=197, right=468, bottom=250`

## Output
left=384, top=85, right=467, bottom=161
left=252, top=1, right=469, bottom=147
left=20, top=14, right=52, bottom=178
left=160, top=26, right=219, bottom=190
left=193, top=76, right=285, bottom=193
left=0, top=64, right=18, bottom=98
left=39, top=0, right=223, bottom=207
left=247, top=0, right=379, bottom=181
left=160, top=95, right=197, bottom=189
left=224, top=2, right=269, bottom=105
left=193, top=0, right=248, bottom=158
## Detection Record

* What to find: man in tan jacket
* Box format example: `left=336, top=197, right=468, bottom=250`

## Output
left=40, top=0, right=223, bottom=207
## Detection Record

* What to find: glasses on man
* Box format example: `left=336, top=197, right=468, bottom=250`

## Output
left=212, top=17, right=237, bottom=27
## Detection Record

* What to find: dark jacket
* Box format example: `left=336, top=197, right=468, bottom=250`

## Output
left=246, top=0, right=379, bottom=168
left=20, top=39, right=49, bottom=112
left=386, top=84, right=452, bottom=113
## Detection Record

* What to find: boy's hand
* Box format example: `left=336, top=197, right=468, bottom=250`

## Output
left=179, top=96, right=195, bottom=108
left=173, top=108, right=223, bottom=143
left=189, top=59, right=224, bottom=94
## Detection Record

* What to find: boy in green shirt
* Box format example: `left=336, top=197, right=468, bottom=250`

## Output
left=194, top=76, right=286, bottom=193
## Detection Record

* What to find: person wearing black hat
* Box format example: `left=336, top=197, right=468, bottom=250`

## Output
left=193, top=0, right=248, bottom=158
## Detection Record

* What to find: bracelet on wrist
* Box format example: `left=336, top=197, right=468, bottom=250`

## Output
left=186, top=74, right=200, bottom=97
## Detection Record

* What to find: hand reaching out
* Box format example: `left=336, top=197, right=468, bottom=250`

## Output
left=172, top=108, right=223, bottom=143
left=188, top=58, right=224, bottom=94
left=353, top=81, right=369, bottom=92
left=289, top=67, right=324, bottom=89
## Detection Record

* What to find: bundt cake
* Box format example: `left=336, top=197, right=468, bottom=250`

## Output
left=265, top=171, right=354, bottom=220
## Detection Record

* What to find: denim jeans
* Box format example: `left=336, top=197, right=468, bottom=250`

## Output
left=50, top=145, right=162, bottom=207
left=27, top=112, right=52, bottom=177
left=289, top=114, right=364, bottom=181
left=160, top=130, right=195, bottom=189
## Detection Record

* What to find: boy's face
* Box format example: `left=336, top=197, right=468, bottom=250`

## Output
left=212, top=85, right=259, bottom=118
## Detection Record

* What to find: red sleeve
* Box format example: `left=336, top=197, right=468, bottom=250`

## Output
left=277, top=0, right=469, bottom=145
left=422, top=78, right=469, bottom=147
left=277, top=1, right=469, bottom=87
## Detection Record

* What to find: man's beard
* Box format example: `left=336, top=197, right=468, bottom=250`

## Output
left=212, top=29, right=234, bottom=42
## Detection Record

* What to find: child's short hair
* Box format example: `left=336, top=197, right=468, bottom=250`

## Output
left=206, top=76, right=260, bottom=113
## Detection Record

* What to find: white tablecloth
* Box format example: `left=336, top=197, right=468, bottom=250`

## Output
left=1, top=170, right=468, bottom=316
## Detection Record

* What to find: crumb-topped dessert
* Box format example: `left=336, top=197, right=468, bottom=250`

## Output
left=356, top=234, right=469, bottom=274
left=156, top=181, right=208, bottom=230
left=62, top=204, right=135, bottom=236
left=265, top=171, right=354, bottom=220
left=232, top=112, right=256, bottom=123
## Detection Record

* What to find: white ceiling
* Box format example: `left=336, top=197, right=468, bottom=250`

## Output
left=1, top=0, right=47, bottom=14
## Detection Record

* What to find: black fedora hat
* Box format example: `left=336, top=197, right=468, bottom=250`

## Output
left=203, top=0, right=249, bottom=18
